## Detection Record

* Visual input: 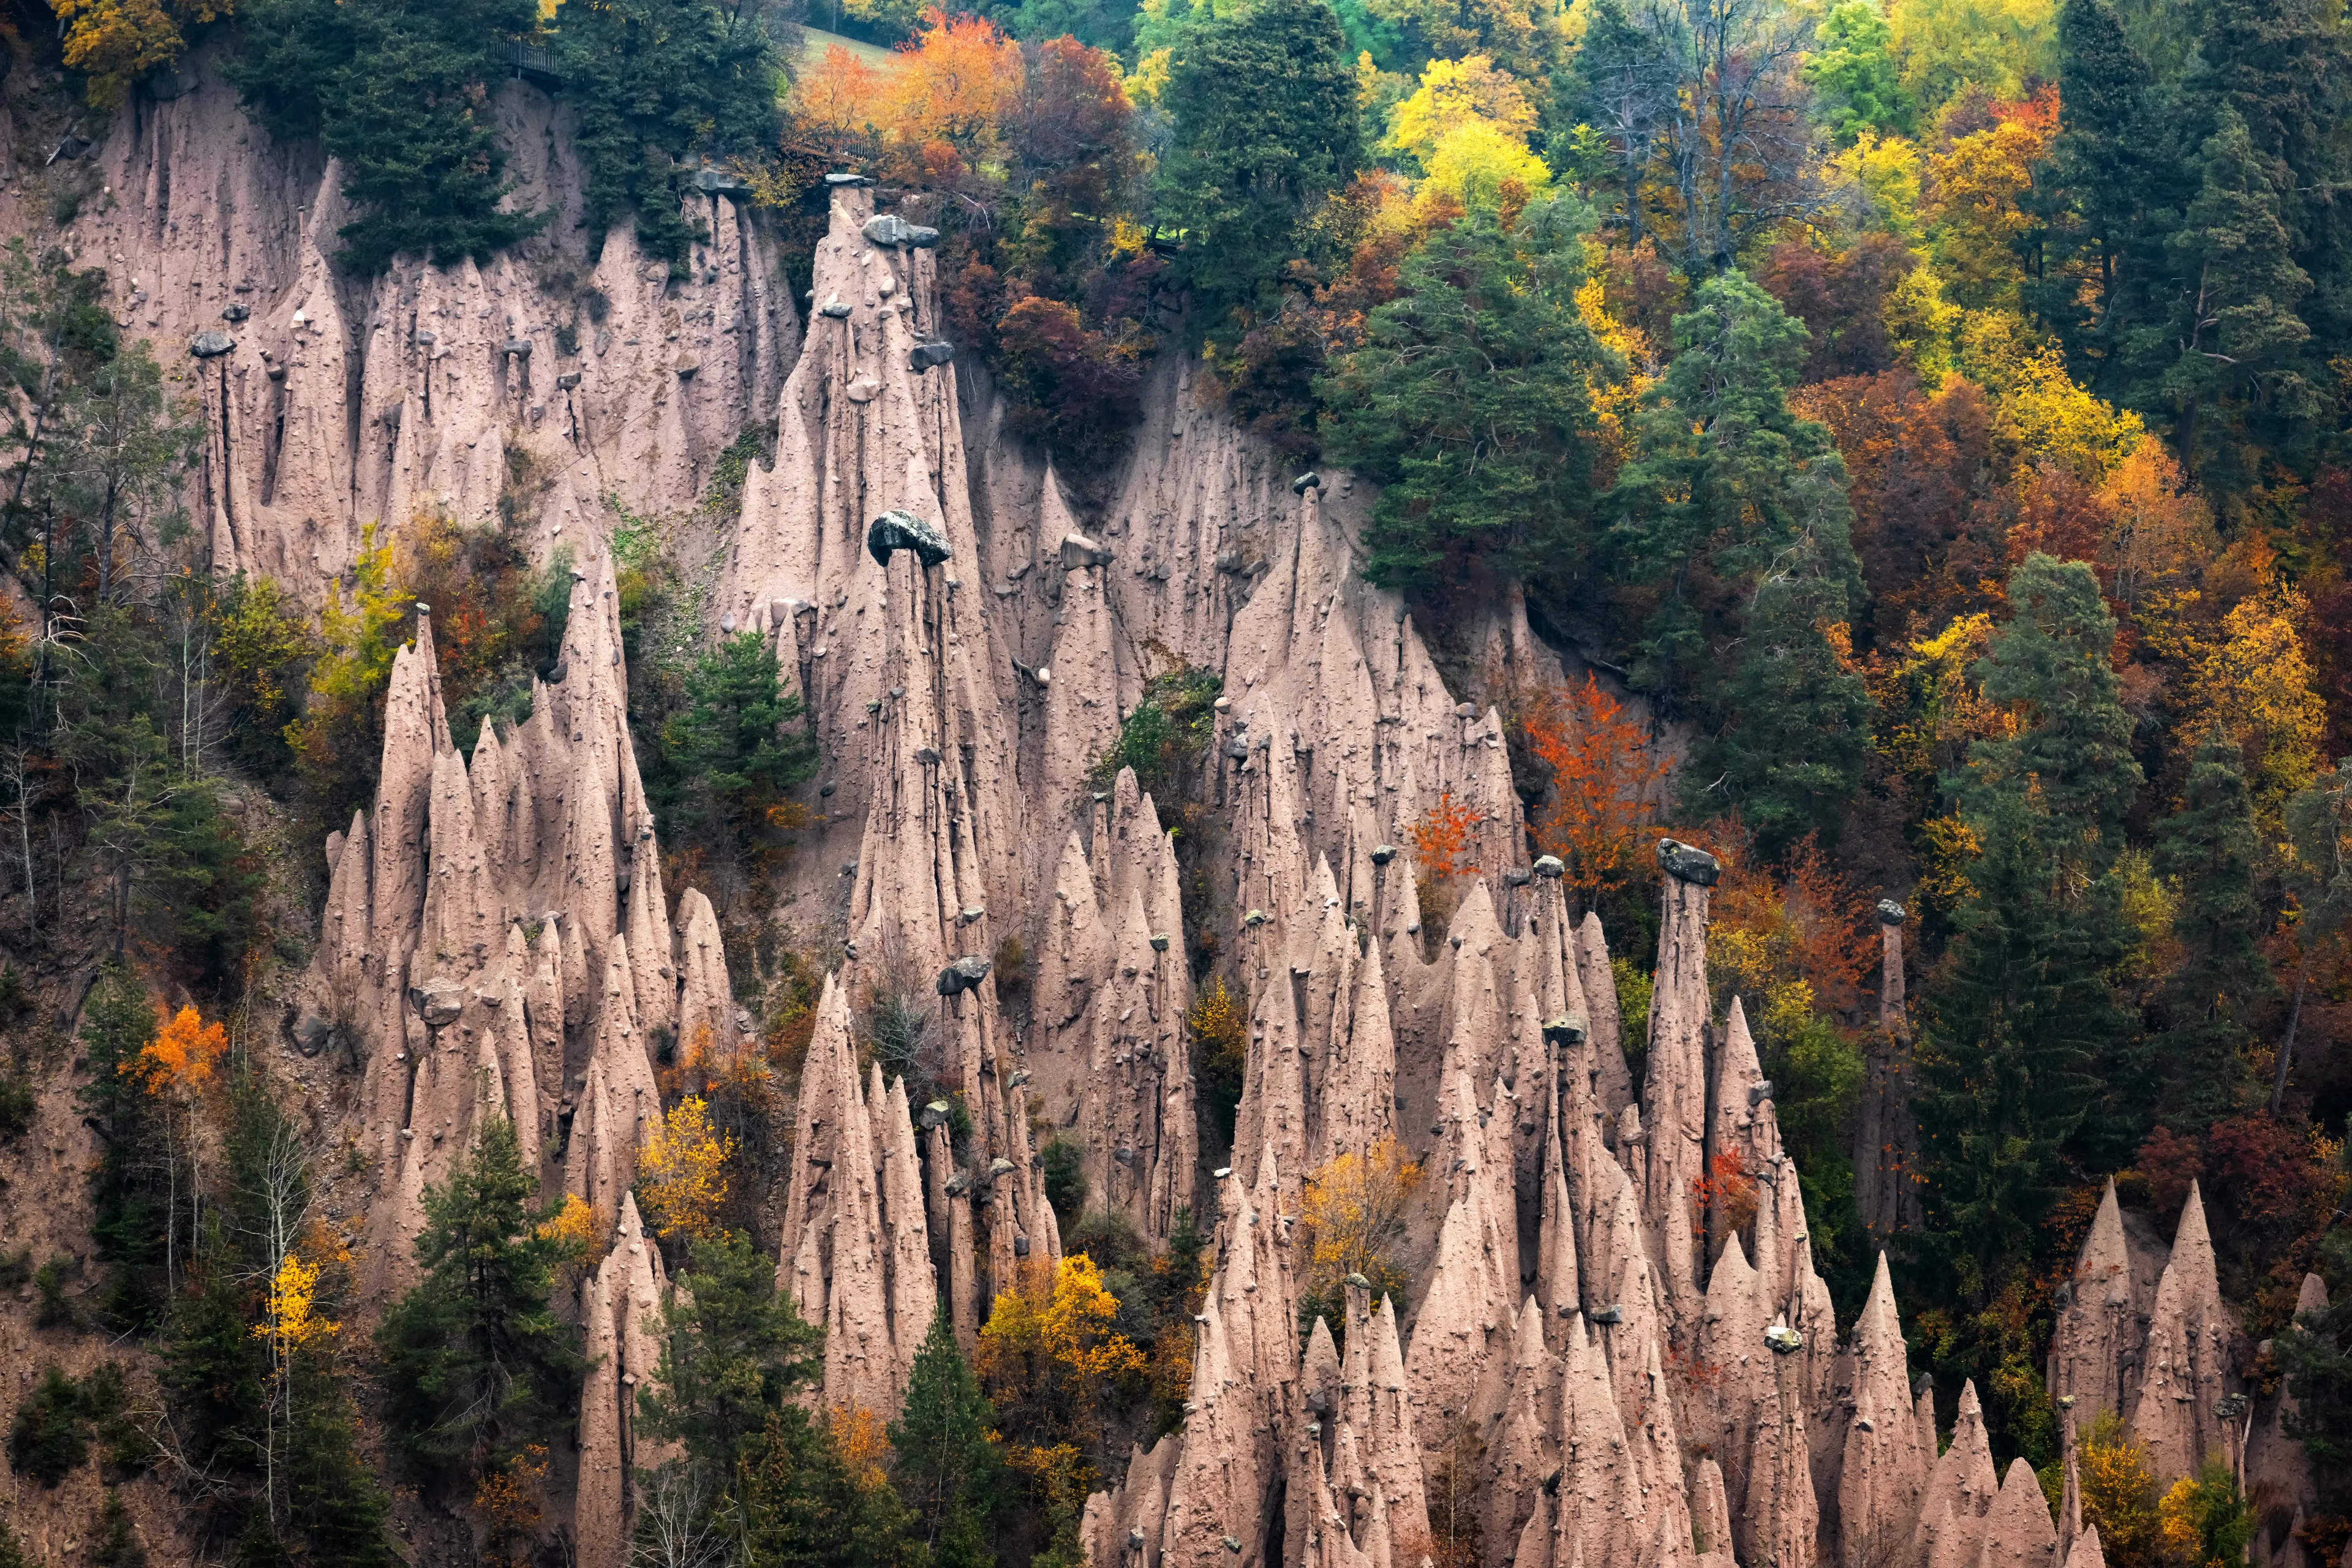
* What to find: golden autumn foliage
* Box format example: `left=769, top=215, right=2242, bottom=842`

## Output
left=253, top=1249, right=338, bottom=1354
left=474, top=1443, right=549, bottom=1567
left=2076, top=1412, right=2160, bottom=1568
left=50, top=0, right=221, bottom=107
left=2179, top=589, right=2328, bottom=816
left=1923, top=116, right=2052, bottom=311
left=1385, top=55, right=1535, bottom=160
left=1186, top=975, right=1248, bottom=1098
left=537, top=1191, right=597, bottom=1266
left=1708, top=830, right=1876, bottom=1016
left=829, top=1403, right=891, bottom=1491
left=1300, top=1139, right=1422, bottom=1311
left=978, top=1255, right=1145, bottom=1503
left=124, top=1005, right=227, bottom=1096
left=635, top=1095, right=736, bottom=1243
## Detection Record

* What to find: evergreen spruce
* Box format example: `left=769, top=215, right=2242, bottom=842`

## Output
left=1608, top=270, right=1864, bottom=742
left=1317, top=202, right=1613, bottom=596
left=1706, top=552, right=1872, bottom=854
left=1155, top=0, right=1360, bottom=314
left=377, top=1118, right=581, bottom=1482
left=1954, top=554, right=2141, bottom=869
left=889, top=1310, right=1005, bottom=1566
left=2148, top=729, right=2270, bottom=1130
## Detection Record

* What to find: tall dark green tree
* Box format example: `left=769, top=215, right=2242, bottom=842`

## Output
left=554, top=0, right=784, bottom=270
left=888, top=1310, right=1005, bottom=1566
left=1953, top=554, right=2141, bottom=869
left=377, top=1118, right=581, bottom=1483
left=75, top=965, right=165, bottom=1329
left=1317, top=200, right=1614, bottom=596
left=1913, top=786, right=2131, bottom=1300
left=2147, top=729, right=2269, bottom=1130
left=2147, top=107, right=2320, bottom=482
left=1916, top=556, right=2139, bottom=1298
left=228, top=0, right=548, bottom=270
left=1155, top=0, right=1359, bottom=314
left=1705, top=551, right=1872, bottom=854
left=639, top=1232, right=913, bottom=1566
left=1607, top=270, right=1863, bottom=727
left=2026, top=0, right=2169, bottom=384
left=657, top=631, right=819, bottom=850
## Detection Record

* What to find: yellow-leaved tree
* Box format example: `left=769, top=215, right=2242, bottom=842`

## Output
left=977, top=1255, right=1147, bottom=1537
left=1385, top=55, right=1536, bottom=161
left=49, top=0, right=226, bottom=107
left=636, top=1095, right=736, bottom=1243
left=1298, top=1139, right=1422, bottom=1332
left=2180, top=589, right=2328, bottom=818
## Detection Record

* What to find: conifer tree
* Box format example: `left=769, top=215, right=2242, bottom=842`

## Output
left=1608, top=270, right=1864, bottom=740
left=2148, top=729, right=2269, bottom=1130
left=1317, top=201, right=1613, bottom=596
left=1155, top=0, right=1360, bottom=313
left=1956, top=554, right=2141, bottom=871
left=377, top=1119, right=581, bottom=1483
left=2151, top=107, right=2320, bottom=478
left=1706, top=550, right=1872, bottom=854
left=889, top=1310, right=1005, bottom=1566
left=1917, top=555, right=2139, bottom=1297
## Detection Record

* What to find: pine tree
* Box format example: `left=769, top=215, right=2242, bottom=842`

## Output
left=1155, top=0, right=1360, bottom=314
left=1955, top=553, right=2141, bottom=872
left=2152, top=107, right=2320, bottom=480
left=1706, top=551, right=1872, bottom=855
left=377, top=1118, right=581, bottom=1483
left=2026, top=0, right=2173, bottom=380
left=1918, top=555, right=2139, bottom=1297
left=1607, top=269, right=1864, bottom=725
left=644, top=1231, right=825, bottom=1483
left=658, top=632, right=818, bottom=851
left=2148, top=729, right=2270, bottom=1131
left=75, top=965, right=166, bottom=1329
left=1317, top=202, right=1613, bottom=596
left=889, top=1310, right=1005, bottom=1566
left=1914, top=785, right=2130, bottom=1300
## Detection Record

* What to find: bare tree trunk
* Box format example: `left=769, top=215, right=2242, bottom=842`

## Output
left=2269, top=953, right=2309, bottom=1117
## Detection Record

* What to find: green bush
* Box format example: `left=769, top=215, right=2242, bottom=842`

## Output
left=1085, top=667, right=1223, bottom=801
left=1041, top=1139, right=1088, bottom=1220
left=9, top=1366, right=86, bottom=1487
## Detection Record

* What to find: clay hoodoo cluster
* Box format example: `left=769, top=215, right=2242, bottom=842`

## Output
left=215, top=89, right=2318, bottom=1568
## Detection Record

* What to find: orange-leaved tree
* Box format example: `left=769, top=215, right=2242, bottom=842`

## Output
left=122, top=1003, right=227, bottom=1293
left=1518, top=673, right=1670, bottom=906
left=878, top=10, right=1023, bottom=186
left=1412, top=790, right=1482, bottom=886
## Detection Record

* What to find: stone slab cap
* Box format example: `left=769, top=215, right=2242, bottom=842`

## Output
left=190, top=330, right=235, bottom=358
left=1541, top=1013, right=1588, bottom=1047
left=910, top=339, right=956, bottom=370
left=936, top=955, right=992, bottom=995
left=862, top=212, right=941, bottom=247
left=1878, top=899, right=1908, bottom=925
left=867, top=509, right=951, bottom=569
left=693, top=166, right=755, bottom=196
left=1061, top=532, right=1115, bottom=568
left=1657, top=838, right=1720, bottom=886
left=1291, top=470, right=1321, bottom=494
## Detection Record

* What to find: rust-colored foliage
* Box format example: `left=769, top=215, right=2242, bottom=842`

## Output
left=1691, top=1148, right=1759, bottom=1240
left=1518, top=673, right=1671, bottom=904
left=474, top=1443, right=549, bottom=1568
left=1412, top=791, right=1483, bottom=886
left=1793, top=369, right=1997, bottom=649
left=1708, top=826, right=1876, bottom=1016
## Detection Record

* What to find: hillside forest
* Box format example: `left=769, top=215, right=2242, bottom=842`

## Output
left=0, top=0, right=2350, bottom=1560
